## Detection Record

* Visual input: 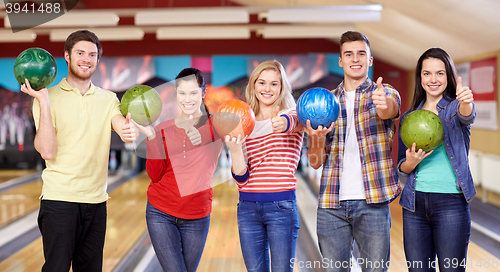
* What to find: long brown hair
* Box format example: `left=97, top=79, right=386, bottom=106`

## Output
left=411, top=48, right=457, bottom=110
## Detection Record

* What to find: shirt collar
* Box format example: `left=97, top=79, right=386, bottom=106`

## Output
left=361, top=77, right=373, bottom=91
left=437, top=96, right=451, bottom=109
left=59, top=78, right=97, bottom=95
left=338, top=77, right=373, bottom=94
left=417, top=96, right=451, bottom=110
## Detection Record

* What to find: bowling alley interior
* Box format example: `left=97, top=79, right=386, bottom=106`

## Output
left=1, top=0, right=500, bottom=271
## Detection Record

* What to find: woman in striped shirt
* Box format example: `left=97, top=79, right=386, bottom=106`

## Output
left=226, top=60, right=304, bottom=272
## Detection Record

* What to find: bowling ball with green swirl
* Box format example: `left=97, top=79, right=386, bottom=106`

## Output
left=13, top=47, right=57, bottom=91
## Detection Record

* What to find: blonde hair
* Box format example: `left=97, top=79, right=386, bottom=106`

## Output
left=245, top=60, right=295, bottom=116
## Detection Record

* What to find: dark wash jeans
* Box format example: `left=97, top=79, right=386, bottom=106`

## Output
left=403, top=191, right=471, bottom=272
left=146, top=201, right=210, bottom=272
left=38, top=200, right=107, bottom=272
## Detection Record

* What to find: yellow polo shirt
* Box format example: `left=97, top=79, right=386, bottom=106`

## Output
left=33, top=79, right=122, bottom=203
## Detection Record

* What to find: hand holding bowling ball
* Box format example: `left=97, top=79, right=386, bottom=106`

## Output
left=130, top=119, right=156, bottom=140
left=303, top=120, right=335, bottom=146
left=14, top=47, right=57, bottom=91
left=212, top=99, right=256, bottom=138
left=20, top=78, right=49, bottom=103
left=404, top=142, right=434, bottom=170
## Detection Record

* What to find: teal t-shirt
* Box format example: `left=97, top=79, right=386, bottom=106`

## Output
left=415, top=142, right=462, bottom=193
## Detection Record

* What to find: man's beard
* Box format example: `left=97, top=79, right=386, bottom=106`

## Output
left=68, top=60, right=94, bottom=81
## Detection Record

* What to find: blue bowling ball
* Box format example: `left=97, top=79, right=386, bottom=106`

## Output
left=296, top=87, right=340, bottom=129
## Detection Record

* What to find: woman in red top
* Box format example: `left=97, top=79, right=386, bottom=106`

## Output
left=134, top=68, right=223, bottom=272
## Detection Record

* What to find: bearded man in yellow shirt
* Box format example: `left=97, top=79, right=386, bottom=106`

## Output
left=20, top=30, right=139, bottom=272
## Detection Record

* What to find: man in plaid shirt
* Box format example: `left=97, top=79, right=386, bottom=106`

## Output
left=305, top=31, right=401, bottom=272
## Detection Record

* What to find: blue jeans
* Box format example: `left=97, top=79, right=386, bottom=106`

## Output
left=146, top=201, right=210, bottom=272
left=317, top=200, right=391, bottom=272
left=237, top=200, right=300, bottom=272
left=403, top=192, right=471, bottom=272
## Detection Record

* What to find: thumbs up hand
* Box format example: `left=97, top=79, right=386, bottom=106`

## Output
left=186, top=115, right=202, bottom=146
left=456, top=76, right=474, bottom=105
left=271, top=105, right=287, bottom=133
left=372, top=77, right=388, bottom=110
left=125, top=113, right=130, bottom=124
left=456, top=76, right=474, bottom=117
left=121, top=113, right=139, bottom=142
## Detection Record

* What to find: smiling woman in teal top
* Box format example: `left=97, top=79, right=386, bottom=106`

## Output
left=396, top=48, right=476, bottom=272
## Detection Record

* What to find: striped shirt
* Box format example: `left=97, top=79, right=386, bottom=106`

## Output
left=319, top=78, right=401, bottom=208
left=234, top=109, right=304, bottom=202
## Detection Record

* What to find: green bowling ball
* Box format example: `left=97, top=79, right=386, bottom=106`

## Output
left=13, top=47, right=57, bottom=91
left=120, top=85, right=163, bottom=126
left=400, top=109, right=444, bottom=152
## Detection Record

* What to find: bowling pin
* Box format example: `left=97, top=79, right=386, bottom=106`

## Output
left=110, top=150, right=117, bottom=171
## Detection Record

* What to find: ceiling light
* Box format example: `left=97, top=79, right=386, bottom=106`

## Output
left=50, top=28, right=144, bottom=42
left=260, top=5, right=382, bottom=23
left=0, top=30, right=36, bottom=42
left=4, top=12, right=119, bottom=28
left=157, top=26, right=250, bottom=40
left=257, top=25, right=353, bottom=39
left=136, top=8, right=249, bottom=25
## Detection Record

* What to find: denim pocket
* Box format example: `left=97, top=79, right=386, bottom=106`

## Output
left=274, top=200, right=295, bottom=211
left=237, top=200, right=251, bottom=209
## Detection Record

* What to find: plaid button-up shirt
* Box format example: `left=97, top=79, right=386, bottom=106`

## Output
left=318, top=78, right=401, bottom=209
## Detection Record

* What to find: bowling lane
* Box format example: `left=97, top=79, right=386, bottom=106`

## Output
left=0, top=171, right=150, bottom=272
left=299, top=170, right=499, bottom=272
left=0, top=179, right=42, bottom=228
left=102, top=171, right=149, bottom=271
left=2, top=165, right=497, bottom=272
left=197, top=180, right=247, bottom=272
left=0, top=236, right=44, bottom=272
left=388, top=198, right=407, bottom=272
left=0, top=169, right=37, bottom=184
